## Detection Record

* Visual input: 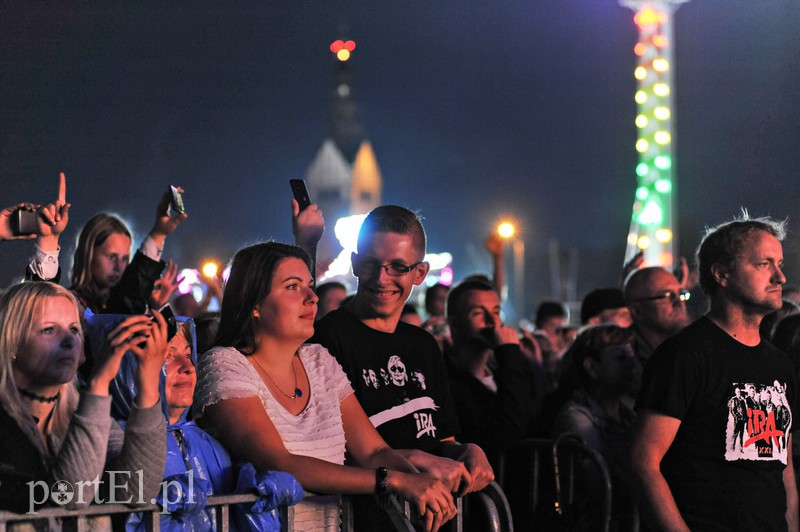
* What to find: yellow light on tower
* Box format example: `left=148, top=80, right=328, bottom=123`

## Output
left=635, top=114, right=649, bottom=128
left=653, top=106, right=671, bottom=120
left=652, top=58, right=669, bottom=72
left=635, top=90, right=648, bottom=104
left=636, top=139, right=649, bottom=152
left=498, top=222, right=515, bottom=239
left=653, top=83, right=670, bottom=97
left=202, top=261, right=219, bottom=278
left=634, top=66, right=647, bottom=80
left=637, top=235, right=651, bottom=249
left=655, top=228, right=673, bottom=243
left=654, top=131, right=671, bottom=145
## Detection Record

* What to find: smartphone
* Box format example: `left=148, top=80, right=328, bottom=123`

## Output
left=11, top=208, right=37, bottom=236
left=170, top=185, right=186, bottom=214
left=290, top=179, right=311, bottom=211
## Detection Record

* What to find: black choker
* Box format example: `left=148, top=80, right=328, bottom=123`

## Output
left=18, top=388, right=60, bottom=403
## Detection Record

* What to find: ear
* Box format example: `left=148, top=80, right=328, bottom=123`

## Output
left=413, top=261, right=431, bottom=286
left=711, top=263, right=729, bottom=287
left=583, top=357, right=598, bottom=380
left=253, top=306, right=261, bottom=319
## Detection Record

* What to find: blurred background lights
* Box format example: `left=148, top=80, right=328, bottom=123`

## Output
left=635, top=90, right=648, bottom=104
left=634, top=43, right=646, bottom=56
left=652, top=35, right=667, bottom=48
left=636, top=186, right=649, bottom=201
left=653, top=106, right=670, bottom=120
left=652, top=58, right=669, bottom=72
left=654, top=131, right=671, bottom=144
left=202, top=261, right=218, bottom=278
left=653, top=83, right=670, bottom=96
left=639, top=200, right=663, bottom=225
left=655, top=228, right=673, bottom=243
left=635, top=114, right=649, bottom=128
left=655, top=178, right=672, bottom=193
left=654, top=155, right=671, bottom=169
left=636, top=139, right=649, bottom=152
left=636, top=163, right=649, bottom=177
left=628, top=232, right=639, bottom=246
left=329, top=40, right=356, bottom=62
left=634, top=66, right=647, bottom=80
left=637, top=235, right=651, bottom=249
left=497, top=222, right=515, bottom=238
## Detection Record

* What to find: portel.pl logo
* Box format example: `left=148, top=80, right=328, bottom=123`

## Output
left=26, top=470, right=194, bottom=515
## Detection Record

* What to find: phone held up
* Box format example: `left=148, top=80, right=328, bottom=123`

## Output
left=170, top=185, right=186, bottom=215
left=290, top=179, right=311, bottom=212
left=11, top=208, right=37, bottom=236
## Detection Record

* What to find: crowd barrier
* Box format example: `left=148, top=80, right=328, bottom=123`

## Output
left=0, top=482, right=512, bottom=532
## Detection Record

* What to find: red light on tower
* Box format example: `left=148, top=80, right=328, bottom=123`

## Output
left=330, top=39, right=357, bottom=62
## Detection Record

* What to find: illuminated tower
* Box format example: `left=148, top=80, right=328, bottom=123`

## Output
left=621, top=0, right=688, bottom=268
left=305, top=39, right=383, bottom=267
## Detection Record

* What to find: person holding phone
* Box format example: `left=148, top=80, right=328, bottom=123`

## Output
left=0, top=282, right=167, bottom=514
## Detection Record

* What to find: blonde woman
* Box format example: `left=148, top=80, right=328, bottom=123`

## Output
left=0, top=282, right=167, bottom=513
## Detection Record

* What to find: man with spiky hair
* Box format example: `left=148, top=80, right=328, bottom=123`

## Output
left=632, top=214, right=799, bottom=530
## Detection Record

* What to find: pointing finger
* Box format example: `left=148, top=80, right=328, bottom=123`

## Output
left=58, top=172, right=66, bottom=204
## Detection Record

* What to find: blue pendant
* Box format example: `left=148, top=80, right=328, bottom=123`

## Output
left=294, top=388, right=303, bottom=398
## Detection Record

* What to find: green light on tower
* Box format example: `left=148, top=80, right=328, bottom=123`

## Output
left=621, top=0, right=687, bottom=269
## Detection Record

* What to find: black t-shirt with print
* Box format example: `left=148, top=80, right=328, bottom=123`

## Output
left=311, top=307, right=459, bottom=454
left=637, top=316, right=798, bottom=531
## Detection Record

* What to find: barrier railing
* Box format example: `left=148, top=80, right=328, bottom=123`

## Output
left=1, top=482, right=511, bottom=531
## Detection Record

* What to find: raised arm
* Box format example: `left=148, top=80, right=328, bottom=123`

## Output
left=630, top=410, right=689, bottom=531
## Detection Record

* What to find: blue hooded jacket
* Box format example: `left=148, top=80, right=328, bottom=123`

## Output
left=83, top=310, right=304, bottom=531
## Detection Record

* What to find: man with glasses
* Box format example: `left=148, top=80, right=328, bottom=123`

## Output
left=631, top=215, right=798, bottom=530
left=623, top=266, right=691, bottom=365
left=312, top=205, right=493, bottom=528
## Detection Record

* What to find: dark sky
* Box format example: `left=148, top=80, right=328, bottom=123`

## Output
left=2, top=1, right=799, bottom=312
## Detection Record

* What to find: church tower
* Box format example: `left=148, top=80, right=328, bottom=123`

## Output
left=305, top=38, right=383, bottom=268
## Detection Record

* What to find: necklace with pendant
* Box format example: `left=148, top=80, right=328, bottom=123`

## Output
left=252, top=353, right=303, bottom=399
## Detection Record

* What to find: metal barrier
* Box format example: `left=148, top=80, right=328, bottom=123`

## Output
left=0, top=483, right=511, bottom=531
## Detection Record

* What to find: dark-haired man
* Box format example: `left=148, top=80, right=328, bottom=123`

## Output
left=312, top=205, right=493, bottom=527
left=632, top=215, right=798, bottom=530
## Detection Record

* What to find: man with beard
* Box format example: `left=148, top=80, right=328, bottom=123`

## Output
left=632, top=215, right=799, bottom=530
left=443, top=278, right=533, bottom=455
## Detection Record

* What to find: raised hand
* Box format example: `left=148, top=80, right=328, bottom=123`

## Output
left=130, top=309, right=169, bottom=409
left=0, top=203, right=37, bottom=241
left=88, top=314, right=158, bottom=396
left=150, top=187, right=188, bottom=241
left=35, top=172, right=71, bottom=251
left=291, top=198, right=324, bottom=252
left=150, top=259, right=181, bottom=309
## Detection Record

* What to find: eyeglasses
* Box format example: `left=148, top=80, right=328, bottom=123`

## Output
left=356, top=259, right=423, bottom=277
left=633, top=289, right=690, bottom=304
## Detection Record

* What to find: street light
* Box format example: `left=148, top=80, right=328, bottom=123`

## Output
left=497, top=222, right=526, bottom=321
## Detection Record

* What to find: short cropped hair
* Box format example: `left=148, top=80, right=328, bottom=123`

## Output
left=696, top=212, right=787, bottom=295
left=357, top=205, right=427, bottom=256
left=446, top=278, right=497, bottom=319
left=567, top=325, right=634, bottom=389
left=535, top=301, right=566, bottom=329
left=316, top=281, right=346, bottom=299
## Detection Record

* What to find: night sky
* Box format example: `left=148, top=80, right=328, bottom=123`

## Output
left=2, top=1, right=798, bottom=314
